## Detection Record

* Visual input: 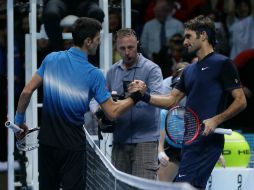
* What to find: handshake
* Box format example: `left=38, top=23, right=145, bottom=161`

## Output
left=126, top=80, right=151, bottom=104
left=94, top=80, right=150, bottom=133
left=127, top=80, right=147, bottom=94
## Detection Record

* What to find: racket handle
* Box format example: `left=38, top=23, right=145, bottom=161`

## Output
left=5, top=121, right=24, bottom=133
left=214, top=128, right=232, bottom=135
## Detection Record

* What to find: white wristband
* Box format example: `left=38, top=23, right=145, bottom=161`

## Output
left=158, top=151, right=167, bottom=161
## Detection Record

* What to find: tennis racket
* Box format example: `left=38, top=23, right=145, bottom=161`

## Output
left=5, top=121, right=40, bottom=151
left=165, top=106, right=232, bottom=145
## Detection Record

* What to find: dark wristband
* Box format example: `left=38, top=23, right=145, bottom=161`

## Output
left=142, top=92, right=151, bottom=103
left=129, top=91, right=142, bottom=104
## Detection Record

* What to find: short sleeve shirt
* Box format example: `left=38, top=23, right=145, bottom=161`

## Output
left=37, top=47, right=110, bottom=150
left=175, top=52, right=241, bottom=122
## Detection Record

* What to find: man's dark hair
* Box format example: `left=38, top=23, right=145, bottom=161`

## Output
left=72, top=17, right=102, bottom=47
left=184, top=15, right=216, bottom=47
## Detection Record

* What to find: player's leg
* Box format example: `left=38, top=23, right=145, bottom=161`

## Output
left=61, top=150, right=86, bottom=190
left=38, top=144, right=61, bottom=190
left=192, top=144, right=222, bottom=189
left=174, top=141, right=202, bottom=186
left=175, top=135, right=223, bottom=189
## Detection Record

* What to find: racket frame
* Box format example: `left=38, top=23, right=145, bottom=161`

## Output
left=5, top=121, right=24, bottom=133
left=165, top=106, right=201, bottom=145
left=165, top=106, right=232, bottom=145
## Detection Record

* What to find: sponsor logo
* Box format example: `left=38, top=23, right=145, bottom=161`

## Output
left=201, top=67, right=209, bottom=71
left=178, top=174, right=186, bottom=178
left=223, top=149, right=250, bottom=155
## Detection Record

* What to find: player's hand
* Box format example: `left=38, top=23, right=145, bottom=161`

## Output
left=202, top=118, right=218, bottom=136
left=128, top=80, right=147, bottom=95
left=15, top=124, right=29, bottom=140
left=158, top=151, right=169, bottom=167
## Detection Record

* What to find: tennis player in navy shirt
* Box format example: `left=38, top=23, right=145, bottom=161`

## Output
left=132, top=15, right=247, bottom=189
left=14, top=17, right=145, bottom=190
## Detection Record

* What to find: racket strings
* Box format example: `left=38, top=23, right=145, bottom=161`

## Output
left=16, top=129, right=39, bottom=151
left=166, top=107, right=199, bottom=144
left=166, top=109, right=185, bottom=144
left=183, top=112, right=199, bottom=143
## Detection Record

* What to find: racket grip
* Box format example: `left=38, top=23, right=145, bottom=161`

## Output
left=5, top=121, right=24, bottom=133
left=214, top=128, right=232, bottom=135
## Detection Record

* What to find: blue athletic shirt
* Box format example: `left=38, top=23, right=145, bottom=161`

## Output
left=175, top=52, right=241, bottom=146
left=37, top=47, right=110, bottom=150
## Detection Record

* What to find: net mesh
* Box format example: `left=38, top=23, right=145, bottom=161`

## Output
left=85, top=127, right=196, bottom=190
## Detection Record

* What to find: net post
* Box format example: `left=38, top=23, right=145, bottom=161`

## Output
left=7, top=0, right=15, bottom=189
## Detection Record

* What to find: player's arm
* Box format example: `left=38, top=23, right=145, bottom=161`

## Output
left=16, top=73, right=43, bottom=115
left=14, top=73, right=42, bottom=137
left=129, top=79, right=185, bottom=109
left=95, top=69, right=144, bottom=120
left=203, top=60, right=247, bottom=135
left=217, top=88, right=246, bottom=122
left=203, top=88, right=246, bottom=135
left=149, top=88, right=185, bottom=109
left=99, top=95, right=139, bottom=120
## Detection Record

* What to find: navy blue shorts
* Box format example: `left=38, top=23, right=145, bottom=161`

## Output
left=175, top=134, right=224, bottom=189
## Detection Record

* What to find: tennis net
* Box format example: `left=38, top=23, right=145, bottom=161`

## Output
left=85, top=127, right=196, bottom=190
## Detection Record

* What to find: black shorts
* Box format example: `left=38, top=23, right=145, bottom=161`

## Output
left=39, top=144, right=86, bottom=190
left=164, top=140, right=181, bottom=163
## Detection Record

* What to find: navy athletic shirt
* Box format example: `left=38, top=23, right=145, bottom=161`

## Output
left=37, top=47, right=110, bottom=150
left=175, top=52, right=241, bottom=123
left=175, top=52, right=241, bottom=146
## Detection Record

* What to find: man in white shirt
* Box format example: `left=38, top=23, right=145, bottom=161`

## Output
left=140, top=0, right=184, bottom=60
